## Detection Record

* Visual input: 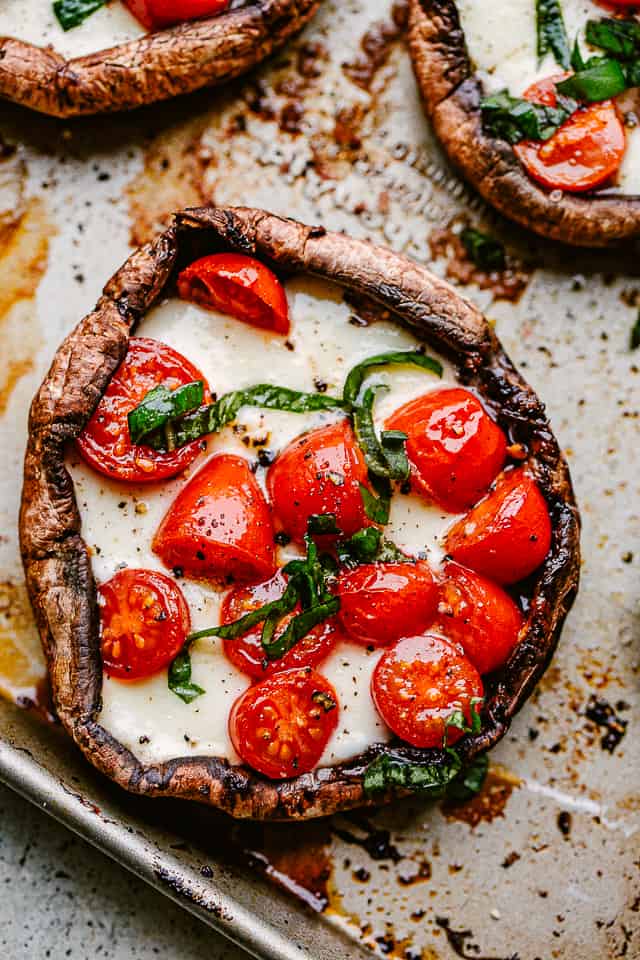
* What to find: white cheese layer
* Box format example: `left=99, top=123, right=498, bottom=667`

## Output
left=456, top=0, right=640, bottom=195
left=69, top=277, right=462, bottom=767
left=0, top=0, right=144, bottom=59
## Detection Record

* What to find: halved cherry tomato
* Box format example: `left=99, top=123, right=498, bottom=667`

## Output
left=77, top=337, right=208, bottom=484
left=445, top=467, right=552, bottom=585
left=385, top=388, right=507, bottom=514
left=221, top=570, right=341, bottom=679
left=438, top=563, right=524, bottom=675
left=267, top=420, right=371, bottom=543
left=99, top=568, right=190, bottom=680
left=229, top=667, right=339, bottom=779
left=153, top=454, right=275, bottom=584
left=337, top=561, right=439, bottom=647
left=124, top=0, right=229, bottom=30
left=177, top=254, right=290, bottom=335
left=513, top=74, right=625, bottom=193
left=372, top=634, right=483, bottom=749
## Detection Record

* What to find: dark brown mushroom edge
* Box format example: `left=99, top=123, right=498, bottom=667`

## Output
left=0, top=0, right=320, bottom=117
left=20, top=206, right=580, bottom=820
left=408, top=0, right=640, bottom=248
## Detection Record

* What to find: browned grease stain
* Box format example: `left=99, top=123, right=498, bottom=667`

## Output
left=441, top=766, right=521, bottom=828
left=429, top=223, right=531, bottom=304
left=342, top=1, right=409, bottom=91
left=0, top=581, right=48, bottom=709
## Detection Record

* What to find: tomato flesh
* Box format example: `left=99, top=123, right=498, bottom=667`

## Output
left=337, top=561, right=439, bottom=647
left=267, top=420, right=372, bottom=543
left=438, top=563, right=524, bottom=675
left=513, top=74, right=625, bottom=193
left=372, top=634, right=483, bottom=749
left=229, top=667, right=339, bottom=779
left=385, top=388, right=507, bottom=513
left=178, top=254, right=290, bottom=336
left=77, top=337, right=208, bottom=484
left=99, top=568, right=190, bottom=680
left=124, top=0, right=230, bottom=30
left=221, top=570, right=341, bottom=679
left=445, top=467, right=552, bottom=585
left=153, top=453, right=275, bottom=584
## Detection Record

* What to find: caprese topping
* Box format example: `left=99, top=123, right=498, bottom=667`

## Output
left=480, top=2, right=640, bottom=193
left=81, top=254, right=554, bottom=781
left=53, top=0, right=230, bottom=33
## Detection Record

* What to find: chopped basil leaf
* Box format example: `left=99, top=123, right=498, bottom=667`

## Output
left=631, top=312, right=640, bottom=351
left=461, top=228, right=506, bottom=272
left=263, top=597, right=340, bottom=661
left=571, top=37, right=586, bottom=73
left=359, top=478, right=391, bottom=525
left=128, top=381, right=204, bottom=446
left=337, top=526, right=410, bottom=568
left=307, top=514, right=341, bottom=535
left=446, top=753, right=489, bottom=803
left=168, top=641, right=205, bottom=704
left=363, top=751, right=463, bottom=797
left=556, top=58, right=627, bottom=102
left=585, top=17, right=640, bottom=61
left=481, top=90, right=578, bottom=144
left=537, top=0, right=570, bottom=69
left=343, top=350, right=443, bottom=408
left=53, top=0, right=106, bottom=30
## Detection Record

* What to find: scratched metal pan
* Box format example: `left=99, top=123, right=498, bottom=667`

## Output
left=0, top=1, right=638, bottom=958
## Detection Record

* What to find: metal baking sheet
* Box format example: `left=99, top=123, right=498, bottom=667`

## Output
left=0, top=2, right=638, bottom=958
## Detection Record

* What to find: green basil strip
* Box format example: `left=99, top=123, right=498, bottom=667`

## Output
left=630, top=312, right=640, bottom=351
left=359, top=480, right=391, bottom=525
left=188, top=581, right=299, bottom=643
left=128, top=381, right=204, bottom=446
left=262, top=597, right=340, bottom=661
left=571, top=37, right=586, bottom=73
left=585, top=17, right=640, bottom=61
left=461, top=228, right=506, bottom=272
left=307, top=514, right=341, bottom=535
left=168, top=640, right=205, bottom=704
left=141, top=384, right=346, bottom=452
left=481, top=90, right=578, bottom=144
left=363, top=751, right=463, bottom=797
left=53, top=0, right=106, bottom=30
left=556, top=58, right=627, bottom=102
left=343, top=350, right=443, bottom=408
left=337, top=526, right=411, bottom=568
left=446, top=754, right=489, bottom=803
left=536, top=0, right=570, bottom=69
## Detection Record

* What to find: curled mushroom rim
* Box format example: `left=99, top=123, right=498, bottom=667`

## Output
left=0, top=0, right=321, bottom=118
left=407, top=0, right=640, bottom=248
left=19, top=206, right=581, bottom=820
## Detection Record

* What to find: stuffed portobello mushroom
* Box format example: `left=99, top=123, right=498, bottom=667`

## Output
left=20, top=206, right=580, bottom=820
left=408, top=0, right=640, bottom=247
left=0, top=0, right=320, bottom=117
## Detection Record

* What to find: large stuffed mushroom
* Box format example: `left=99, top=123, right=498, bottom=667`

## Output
left=20, top=207, right=580, bottom=820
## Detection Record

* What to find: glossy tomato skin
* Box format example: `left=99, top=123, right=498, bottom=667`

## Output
left=153, top=454, right=275, bottom=584
left=229, top=667, right=339, bottom=779
left=372, top=634, right=483, bottom=749
left=445, top=468, right=552, bottom=585
left=99, top=568, right=191, bottom=680
left=438, top=563, right=524, bottom=675
left=337, top=561, right=439, bottom=647
left=385, top=388, right=507, bottom=514
left=221, top=570, right=342, bottom=679
left=514, top=74, right=625, bottom=193
left=267, top=420, right=371, bottom=543
left=178, top=254, right=290, bottom=335
left=124, top=0, right=229, bottom=29
left=77, top=337, right=208, bottom=484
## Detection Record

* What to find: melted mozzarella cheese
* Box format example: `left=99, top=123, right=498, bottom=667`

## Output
left=0, top=0, right=144, bottom=59
left=456, top=0, right=640, bottom=195
left=70, top=276, right=463, bottom=768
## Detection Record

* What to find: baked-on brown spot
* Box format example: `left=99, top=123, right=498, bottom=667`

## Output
left=0, top=0, right=322, bottom=118
left=20, top=206, right=580, bottom=820
left=428, top=222, right=531, bottom=303
left=441, top=765, right=521, bottom=828
left=408, top=0, right=640, bottom=247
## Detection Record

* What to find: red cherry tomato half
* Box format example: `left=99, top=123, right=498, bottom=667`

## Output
left=124, top=0, right=229, bottom=30
left=77, top=337, right=208, bottom=484
left=385, top=388, right=507, bottom=514
left=372, top=634, right=483, bottom=749
left=445, top=468, right=552, bottom=585
left=438, top=563, right=524, bottom=675
left=221, top=570, right=341, bottom=680
left=99, top=568, right=191, bottom=680
left=177, top=254, right=290, bottom=336
left=337, top=561, right=439, bottom=648
left=267, top=420, right=372, bottom=543
left=513, top=74, right=625, bottom=193
left=153, top=454, right=275, bottom=584
left=229, top=667, right=339, bottom=779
